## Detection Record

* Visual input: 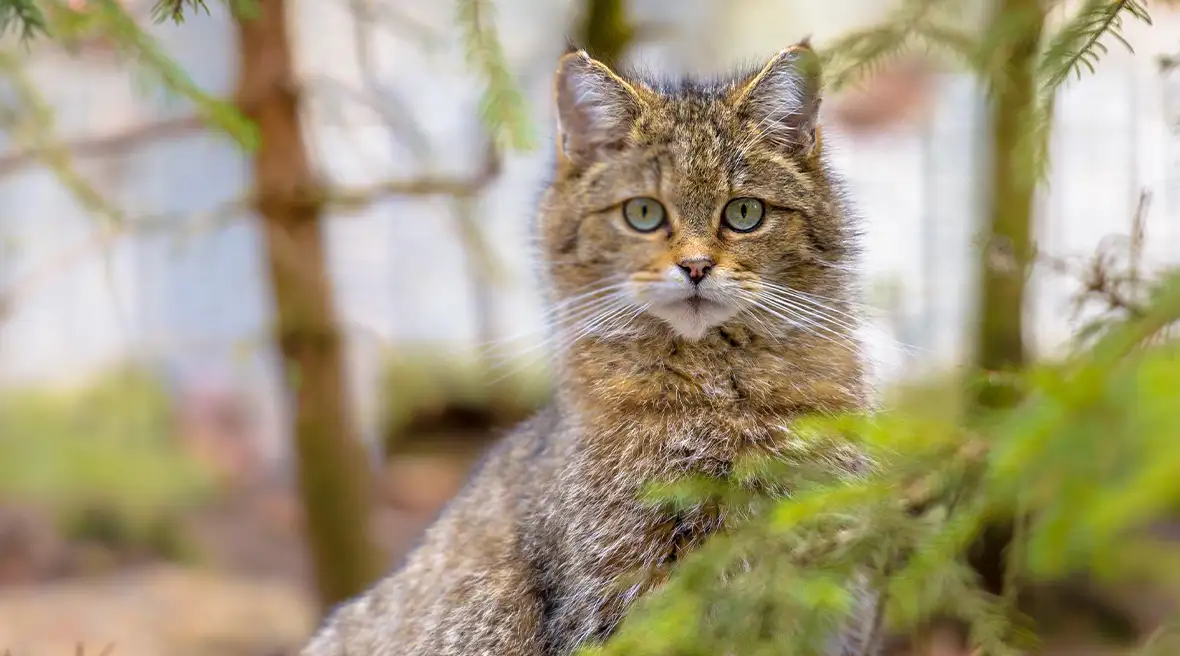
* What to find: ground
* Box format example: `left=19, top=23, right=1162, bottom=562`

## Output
left=0, top=450, right=477, bottom=656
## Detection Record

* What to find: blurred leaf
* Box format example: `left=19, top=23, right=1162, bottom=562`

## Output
left=0, top=368, right=213, bottom=530
left=92, top=0, right=259, bottom=150
left=455, top=0, right=535, bottom=151
left=0, top=0, right=49, bottom=40
left=1038, top=0, right=1150, bottom=97
left=150, top=0, right=258, bottom=24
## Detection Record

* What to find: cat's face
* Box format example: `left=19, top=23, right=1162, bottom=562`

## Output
left=538, top=45, right=852, bottom=343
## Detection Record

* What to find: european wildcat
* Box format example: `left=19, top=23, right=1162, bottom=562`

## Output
left=301, top=41, right=874, bottom=656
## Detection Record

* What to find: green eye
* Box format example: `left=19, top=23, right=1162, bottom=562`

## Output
left=622, top=197, right=666, bottom=232
left=722, top=197, right=765, bottom=232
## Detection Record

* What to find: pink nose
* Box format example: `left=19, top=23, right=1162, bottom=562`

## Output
left=677, top=257, right=714, bottom=284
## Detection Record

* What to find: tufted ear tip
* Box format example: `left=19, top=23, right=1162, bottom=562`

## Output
left=553, top=51, right=643, bottom=168
left=557, top=48, right=591, bottom=69
left=732, top=47, right=823, bottom=157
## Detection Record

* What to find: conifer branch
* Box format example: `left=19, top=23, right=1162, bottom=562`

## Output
left=0, top=0, right=49, bottom=39
left=819, top=0, right=951, bottom=91
left=1013, top=0, right=1151, bottom=184
left=0, top=50, right=124, bottom=226
left=0, top=0, right=255, bottom=40
left=90, top=0, right=259, bottom=149
left=456, top=0, right=535, bottom=150
left=1039, top=0, right=1150, bottom=96
left=150, top=0, right=256, bottom=24
left=0, top=0, right=258, bottom=148
left=0, top=114, right=205, bottom=176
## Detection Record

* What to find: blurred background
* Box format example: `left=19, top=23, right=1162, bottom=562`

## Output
left=1, top=0, right=1179, bottom=654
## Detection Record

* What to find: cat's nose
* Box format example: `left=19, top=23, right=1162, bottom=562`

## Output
left=677, top=257, right=714, bottom=285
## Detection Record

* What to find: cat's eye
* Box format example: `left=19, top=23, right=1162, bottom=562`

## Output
left=722, top=198, right=765, bottom=232
left=622, top=197, right=666, bottom=232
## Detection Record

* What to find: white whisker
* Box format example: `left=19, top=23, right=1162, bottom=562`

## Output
left=758, top=282, right=929, bottom=357
left=736, top=290, right=863, bottom=356
left=757, top=289, right=861, bottom=335
left=481, top=292, right=638, bottom=384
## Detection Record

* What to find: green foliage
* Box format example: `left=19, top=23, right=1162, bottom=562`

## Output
left=0, top=0, right=254, bottom=38
left=455, top=0, right=535, bottom=151
left=0, top=0, right=47, bottom=39
left=0, top=0, right=258, bottom=150
left=1038, top=0, right=1150, bottom=96
left=149, top=0, right=256, bottom=24
left=0, top=368, right=214, bottom=555
left=819, top=0, right=1153, bottom=182
left=822, top=0, right=1150, bottom=93
left=819, top=0, right=960, bottom=92
left=583, top=272, right=1180, bottom=655
left=1022, top=0, right=1151, bottom=182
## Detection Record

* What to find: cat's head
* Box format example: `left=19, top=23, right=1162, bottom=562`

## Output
left=538, top=43, right=856, bottom=343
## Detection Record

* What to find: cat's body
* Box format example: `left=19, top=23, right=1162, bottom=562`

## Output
left=302, top=43, right=875, bottom=656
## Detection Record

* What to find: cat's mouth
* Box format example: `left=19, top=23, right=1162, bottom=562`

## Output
left=682, top=296, right=722, bottom=312
left=648, top=293, right=740, bottom=341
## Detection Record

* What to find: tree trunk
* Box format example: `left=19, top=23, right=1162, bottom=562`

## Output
left=972, top=0, right=1044, bottom=411
left=577, top=0, right=632, bottom=66
left=968, top=0, right=1044, bottom=598
left=233, top=0, right=382, bottom=610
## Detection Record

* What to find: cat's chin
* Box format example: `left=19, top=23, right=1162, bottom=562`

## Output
left=648, top=298, right=740, bottom=342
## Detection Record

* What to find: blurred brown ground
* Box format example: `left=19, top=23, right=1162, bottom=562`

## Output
left=0, top=379, right=483, bottom=656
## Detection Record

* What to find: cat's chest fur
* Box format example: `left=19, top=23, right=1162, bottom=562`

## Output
left=532, top=330, right=862, bottom=651
left=535, top=368, right=800, bottom=651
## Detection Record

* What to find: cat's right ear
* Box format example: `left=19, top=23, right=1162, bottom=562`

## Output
left=554, top=51, right=645, bottom=169
left=731, top=42, right=823, bottom=158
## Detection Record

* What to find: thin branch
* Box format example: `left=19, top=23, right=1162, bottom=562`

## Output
left=0, top=114, right=205, bottom=176
left=345, top=0, right=443, bottom=51
left=0, top=149, right=502, bottom=319
left=0, top=224, right=117, bottom=322
left=346, top=0, right=431, bottom=160
left=0, top=49, right=123, bottom=225
left=305, top=77, right=431, bottom=159
left=328, top=147, right=500, bottom=211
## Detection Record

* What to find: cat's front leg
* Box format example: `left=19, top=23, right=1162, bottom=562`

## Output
left=300, top=558, right=547, bottom=656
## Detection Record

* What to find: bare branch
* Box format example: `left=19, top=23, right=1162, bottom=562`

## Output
left=0, top=146, right=501, bottom=320
left=0, top=114, right=205, bottom=176
left=327, top=144, right=500, bottom=211
left=0, top=50, right=123, bottom=225
left=345, top=0, right=443, bottom=51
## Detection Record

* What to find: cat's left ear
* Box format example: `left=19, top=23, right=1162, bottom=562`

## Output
left=731, top=40, right=822, bottom=158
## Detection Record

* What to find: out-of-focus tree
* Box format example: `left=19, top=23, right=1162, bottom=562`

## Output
left=0, top=0, right=535, bottom=611
left=963, top=0, right=1044, bottom=608
left=231, top=0, right=383, bottom=609
left=971, top=0, right=1043, bottom=412
left=575, top=0, right=632, bottom=66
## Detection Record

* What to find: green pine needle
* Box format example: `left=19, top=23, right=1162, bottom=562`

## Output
left=819, top=0, right=951, bottom=92
left=149, top=0, right=257, bottom=24
left=93, top=0, right=259, bottom=150
left=0, top=0, right=256, bottom=40
left=456, top=0, right=535, bottom=151
left=0, top=0, right=50, bottom=40
left=1039, top=0, right=1151, bottom=96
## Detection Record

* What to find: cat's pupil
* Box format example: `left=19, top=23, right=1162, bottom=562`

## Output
left=740, top=204, right=748, bottom=218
